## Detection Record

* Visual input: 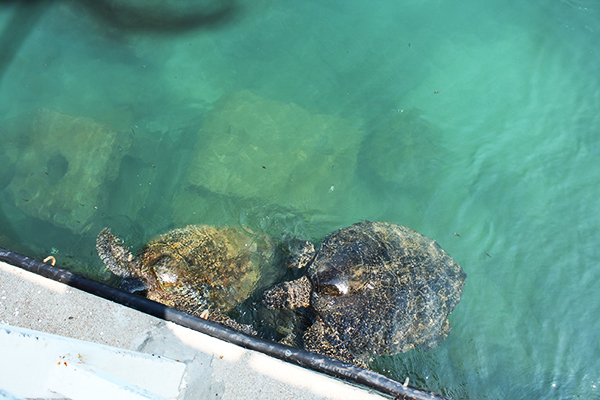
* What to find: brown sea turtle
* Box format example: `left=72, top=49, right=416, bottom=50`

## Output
left=96, top=225, right=296, bottom=335
left=263, top=221, right=466, bottom=366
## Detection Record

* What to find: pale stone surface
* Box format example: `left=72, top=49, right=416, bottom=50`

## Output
left=0, top=261, right=389, bottom=400
left=5, top=109, right=131, bottom=233
left=174, top=90, right=362, bottom=225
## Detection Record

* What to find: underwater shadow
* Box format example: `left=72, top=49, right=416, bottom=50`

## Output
left=0, top=0, right=51, bottom=82
left=76, top=0, right=238, bottom=33
left=0, top=0, right=238, bottom=82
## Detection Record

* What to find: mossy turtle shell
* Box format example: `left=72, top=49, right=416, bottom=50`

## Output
left=264, top=221, right=466, bottom=365
left=97, top=225, right=277, bottom=319
left=307, top=221, right=466, bottom=361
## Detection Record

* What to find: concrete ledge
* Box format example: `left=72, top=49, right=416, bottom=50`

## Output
left=0, top=261, right=390, bottom=400
left=1, top=324, right=185, bottom=399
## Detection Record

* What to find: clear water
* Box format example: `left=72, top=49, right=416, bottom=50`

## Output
left=1, top=0, right=599, bottom=398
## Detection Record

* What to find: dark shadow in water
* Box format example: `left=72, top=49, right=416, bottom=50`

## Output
left=76, top=0, right=238, bottom=33
left=0, top=0, right=51, bottom=81
left=0, top=0, right=238, bottom=81
left=0, top=200, right=105, bottom=278
left=0, top=206, right=33, bottom=255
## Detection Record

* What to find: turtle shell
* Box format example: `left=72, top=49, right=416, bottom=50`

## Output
left=136, top=225, right=276, bottom=315
left=305, top=221, right=466, bottom=362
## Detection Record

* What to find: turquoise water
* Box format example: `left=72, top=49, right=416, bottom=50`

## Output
left=1, top=0, right=600, bottom=398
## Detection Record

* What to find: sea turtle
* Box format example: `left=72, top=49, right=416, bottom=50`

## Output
left=97, top=224, right=294, bottom=335
left=263, top=221, right=466, bottom=366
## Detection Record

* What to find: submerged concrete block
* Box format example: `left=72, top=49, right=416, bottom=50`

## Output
left=175, top=90, right=361, bottom=223
left=5, top=109, right=131, bottom=233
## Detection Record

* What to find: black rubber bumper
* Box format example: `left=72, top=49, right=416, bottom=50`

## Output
left=0, top=247, right=451, bottom=400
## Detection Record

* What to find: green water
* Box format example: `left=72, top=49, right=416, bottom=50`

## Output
left=1, top=0, right=600, bottom=398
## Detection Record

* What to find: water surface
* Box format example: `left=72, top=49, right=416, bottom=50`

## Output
left=1, top=0, right=599, bottom=398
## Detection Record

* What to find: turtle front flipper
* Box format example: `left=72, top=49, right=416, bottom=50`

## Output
left=280, top=238, right=316, bottom=269
left=96, top=227, right=141, bottom=280
left=119, top=278, right=149, bottom=294
left=207, top=310, right=257, bottom=336
left=263, top=275, right=312, bottom=309
left=303, top=320, right=367, bottom=368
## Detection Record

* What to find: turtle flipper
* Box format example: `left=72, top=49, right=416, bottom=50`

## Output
left=280, top=238, right=316, bottom=269
left=120, top=279, right=149, bottom=293
left=207, top=310, right=257, bottom=336
left=263, top=275, right=312, bottom=309
left=304, top=320, right=367, bottom=368
left=96, top=227, right=140, bottom=279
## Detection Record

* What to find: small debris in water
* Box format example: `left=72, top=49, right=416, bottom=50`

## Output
left=43, top=256, right=56, bottom=266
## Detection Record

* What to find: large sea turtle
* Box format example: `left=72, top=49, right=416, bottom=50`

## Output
left=263, top=221, right=466, bottom=366
left=96, top=225, right=298, bottom=335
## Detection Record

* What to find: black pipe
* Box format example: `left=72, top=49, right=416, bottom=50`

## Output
left=0, top=247, right=451, bottom=400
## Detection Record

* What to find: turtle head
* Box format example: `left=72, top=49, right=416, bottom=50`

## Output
left=133, top=242, right=194, bottom=296
left=312, top=267, right=349, bottom=297
left=309, top=224, right=387, bottom=297
left=151, top=257, right=184, bottom=293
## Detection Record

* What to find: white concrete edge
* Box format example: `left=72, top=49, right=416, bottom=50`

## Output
left=0, top=324, right=186, bottom=400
